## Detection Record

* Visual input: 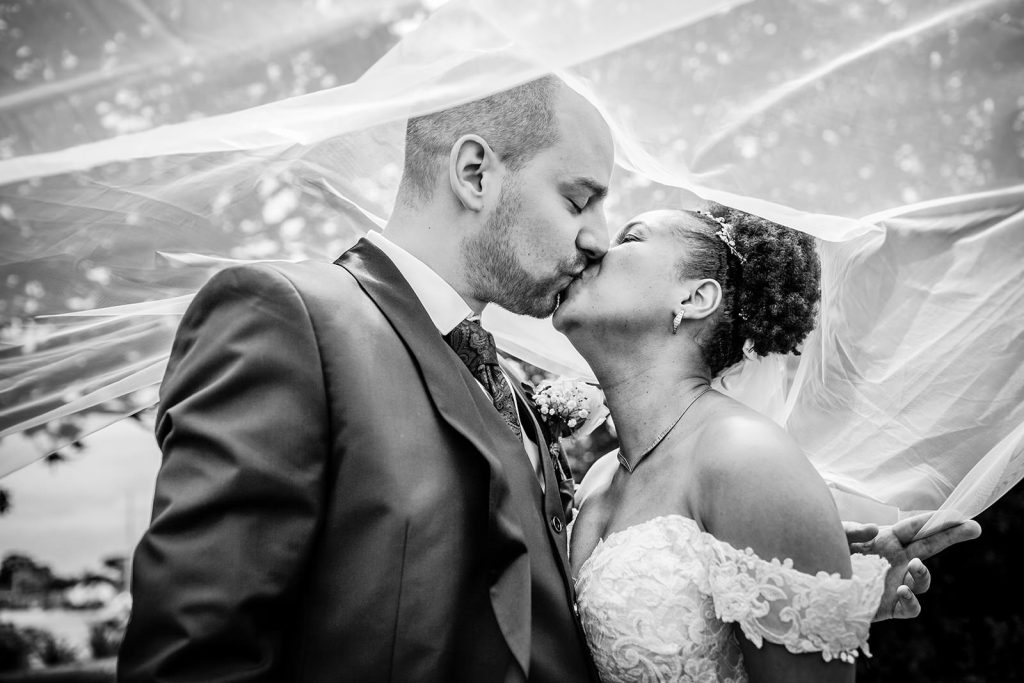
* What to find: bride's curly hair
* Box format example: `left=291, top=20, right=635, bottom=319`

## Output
left=679, top=203, right=821, bottom=376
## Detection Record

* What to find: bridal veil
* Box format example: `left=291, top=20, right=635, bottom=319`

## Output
left=0, top=0, right=1021, bottom=536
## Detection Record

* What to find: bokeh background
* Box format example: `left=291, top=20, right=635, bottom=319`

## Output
left=0, top=0, right=1021, bottom=679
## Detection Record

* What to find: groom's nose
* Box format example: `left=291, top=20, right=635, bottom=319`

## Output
left=576, top=214, right=609, bottom=261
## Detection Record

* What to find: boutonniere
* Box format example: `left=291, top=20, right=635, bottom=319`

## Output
left=531, top=379, right=609, bottom=452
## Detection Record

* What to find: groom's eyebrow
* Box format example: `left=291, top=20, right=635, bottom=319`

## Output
left=560, top=177, right=608, bottom=202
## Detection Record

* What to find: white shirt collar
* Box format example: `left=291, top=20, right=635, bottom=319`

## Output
left=365, top=230, right=472, bottom=335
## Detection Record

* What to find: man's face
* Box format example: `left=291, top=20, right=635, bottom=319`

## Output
left=462, top=89, right=614, bottom=318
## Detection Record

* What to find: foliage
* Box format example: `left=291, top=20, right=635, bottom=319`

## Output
left=0, top=553, right=55, bottom=590
left=0, top=622, right=78, bottom=672
left=0, top=622, right=30, bottom=672
left=29, top=627, right=79, bottom=667
left=100, top=557, right=127, bottom=588
left=88, top=619, right=124, bottom=660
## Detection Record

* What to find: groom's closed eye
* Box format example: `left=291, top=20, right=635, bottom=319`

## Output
left=559, top=177, right=608, bottom=214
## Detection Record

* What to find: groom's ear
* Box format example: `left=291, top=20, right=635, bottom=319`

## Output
left=681, top=279, right=722, bottom=320
left=449, top=134, right=501, bottom=212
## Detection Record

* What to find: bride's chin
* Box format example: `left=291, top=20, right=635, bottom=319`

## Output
left=552, top=301, right=594, bottom=338
left=551, top=297, right=576, bottom=332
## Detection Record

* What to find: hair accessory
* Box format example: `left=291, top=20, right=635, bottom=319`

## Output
left=697, top=210, right=747, bottom=264
left=672, top=309, right=685, bottom=335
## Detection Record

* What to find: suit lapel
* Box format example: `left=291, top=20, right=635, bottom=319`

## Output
left=336, top=239, right=533, bottom=676
left=510, top=380, right=574, bottom=588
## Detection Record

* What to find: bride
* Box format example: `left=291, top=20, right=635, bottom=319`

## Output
left=555, top=204, right=914, bottom=682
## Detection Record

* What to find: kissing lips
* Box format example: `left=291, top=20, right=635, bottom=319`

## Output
left=557, top=260, right=600, bottom=309
left=557, top=271, right=586, bottom=308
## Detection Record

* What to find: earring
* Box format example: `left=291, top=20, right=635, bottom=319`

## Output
left=672, top=309, right=685, bottom=335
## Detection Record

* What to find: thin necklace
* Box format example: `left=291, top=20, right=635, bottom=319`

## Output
left=617, top=384, right=712, bottom=473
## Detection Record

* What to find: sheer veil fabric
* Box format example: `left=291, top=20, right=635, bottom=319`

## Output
left=1, top=0, right=1021, bottom=536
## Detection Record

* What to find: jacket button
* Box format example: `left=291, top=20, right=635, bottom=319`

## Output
left=551, top=515, right=564, bottom=533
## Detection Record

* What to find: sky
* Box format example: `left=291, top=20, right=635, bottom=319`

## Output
left=0, top=420, right=161, bottom=576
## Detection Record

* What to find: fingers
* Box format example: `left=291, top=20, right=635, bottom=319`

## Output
left=904, top=558, right=931, bottom=594
left=884, top=558, right=929, bottom=621
left=893, top=584, right=921, bottom=619
left=890, top=512, right=933, bottom=545
left=908, top=519, right=982, bottom=561
left=842, top=520, right=879, bottom=546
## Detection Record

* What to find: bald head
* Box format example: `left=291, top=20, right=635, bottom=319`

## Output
left=397, top=76, right=565, bottom=206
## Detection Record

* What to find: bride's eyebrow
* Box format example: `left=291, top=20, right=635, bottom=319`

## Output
left=613, top=221, right=643, bottom=244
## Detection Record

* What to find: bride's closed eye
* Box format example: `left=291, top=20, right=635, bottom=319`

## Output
left=613, top=231, right=642, bottom=246
left=613, top=220, right=645, bottom=245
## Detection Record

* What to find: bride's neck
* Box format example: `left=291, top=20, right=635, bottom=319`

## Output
left=591, top=346, right=712, bottom=460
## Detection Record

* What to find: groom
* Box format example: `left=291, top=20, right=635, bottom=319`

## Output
left=119, top=76, right=976, bottom=681
left=119, top=76, right=611, bottom=682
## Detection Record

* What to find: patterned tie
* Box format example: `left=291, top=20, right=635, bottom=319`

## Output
left=444, top=317, right=523, bottom=441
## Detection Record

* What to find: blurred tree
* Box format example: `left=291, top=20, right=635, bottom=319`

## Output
left=0, top=552, right=56, bottom=594
left=102, top=555, right=128, bottom=590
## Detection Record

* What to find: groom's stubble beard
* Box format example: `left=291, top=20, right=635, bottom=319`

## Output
left=462, top=174, right=582, bottom=318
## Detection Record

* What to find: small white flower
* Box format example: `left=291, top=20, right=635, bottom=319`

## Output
left=532, top=379, right=608, bottom=443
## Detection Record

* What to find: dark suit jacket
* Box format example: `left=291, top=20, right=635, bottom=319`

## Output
left=118, top=240, right=597, bottom=682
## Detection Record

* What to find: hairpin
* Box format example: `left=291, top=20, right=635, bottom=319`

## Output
left=696, top=209, right=746, bottom=264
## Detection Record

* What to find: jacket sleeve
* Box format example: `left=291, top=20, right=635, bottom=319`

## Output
left=118, top=264, right=331, bottom=681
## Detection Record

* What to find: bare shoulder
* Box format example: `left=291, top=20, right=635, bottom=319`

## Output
left=695, top=408, right=806, bottom=480
left=695, top=403, right=851, bottom=577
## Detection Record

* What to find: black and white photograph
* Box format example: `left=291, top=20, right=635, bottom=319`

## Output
left=0, top=0, right=1021, bottom=680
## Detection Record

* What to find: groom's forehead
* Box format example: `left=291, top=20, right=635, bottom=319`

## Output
left=548, top=91, right=614, bottom=170
left=557, top=119, right=613, bottom=164
left=536, top=135, right=613, bottom=191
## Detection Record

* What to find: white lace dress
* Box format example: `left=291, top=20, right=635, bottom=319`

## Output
left=574, top=515, right=889, bottom=683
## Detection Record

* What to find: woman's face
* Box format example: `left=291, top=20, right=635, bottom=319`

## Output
left=553, top=209, right=700, bottom=339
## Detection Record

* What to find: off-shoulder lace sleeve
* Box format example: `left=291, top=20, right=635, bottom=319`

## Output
left=702, top=538, right=889, bottom=663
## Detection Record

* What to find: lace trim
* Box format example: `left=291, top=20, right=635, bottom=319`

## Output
left=705, top=543, right=887, bottom=662
left=578, top=514, right=888, bottom=664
